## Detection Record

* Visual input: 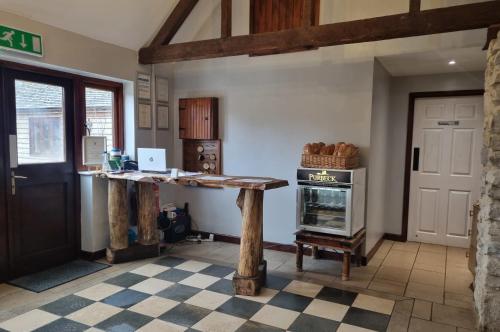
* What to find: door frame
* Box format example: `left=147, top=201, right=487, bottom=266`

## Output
left=399, top=90, right=484, bottom=242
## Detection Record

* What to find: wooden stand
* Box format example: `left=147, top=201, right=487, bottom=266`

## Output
left=106, top=179, right=160, bottom=264
left=295, top=229, right=366, bottom=281
left=233, top=189, right=266, bottom=295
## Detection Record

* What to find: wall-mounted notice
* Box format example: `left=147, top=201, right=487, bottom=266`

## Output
left=138, top=103, right=152, bottom=129
left=157, top=104, right=169, bottom=129
left=156, top=77, right=169, bottom=103
left=0, top=25, right=43, bottom=57
left=83, top=136, right=106, bottom=166
left=137, top=73, right=151, bottom=100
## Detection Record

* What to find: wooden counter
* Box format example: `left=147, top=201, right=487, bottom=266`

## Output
left=98, top=171, right=288, bottom=296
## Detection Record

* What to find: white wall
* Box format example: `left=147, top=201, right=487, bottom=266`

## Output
left=385, top=71, right=485, bottom=235
left=159, top=54, right=375, bottom=245
left=366, top=59, right=392, bottom=250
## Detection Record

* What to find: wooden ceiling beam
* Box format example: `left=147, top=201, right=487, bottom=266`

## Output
left=409, top=0, right=421, bottom=15
left=140, top=0, right=500, bottom=64
left=150, top=0, right=198, bottom=47
left=221, top=0, right=232, bottom=38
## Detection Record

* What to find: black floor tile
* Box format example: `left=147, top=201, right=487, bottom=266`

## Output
left=206, top=279, right=234, bottom=296
left=155, top=268, right=194, bottom=283
left=158, top=303, right=211, bottom=327
left=265, top=275, right=291, bottom=290
left=288, top=313, right=340, bottom=332
left=216, top=297, right=263, bottom=319
left=342, top=307, right=391, bottom=332
left=199, top=264, right=235, bottom=278
left=101, top=289, right=149, bottom=309
left=316, top=286, right=358, bottom=306
left=157, top=283, right=202, bottom=302
left=155, top=256, right=187, bottom=267
left=96, top=310, right=153, bottom=332
left=39, top=294, right=94, bottom=316
left=268, top=291, right=313, bottom=312
left=104, top=272, right=148, bottom=288
left=33, top=318, right=89, bottom=332
left=236, top=321, right=284, bottom=332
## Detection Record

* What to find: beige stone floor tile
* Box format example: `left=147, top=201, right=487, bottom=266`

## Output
left=74, top=283, right=124, bottom=301
left=174, top=260, right=212, bottom=273
left=405, top=282, right=444, bottom=304
left=129, top=278, right=174, bottom=295
left=193, top=311, right=246, bottom=332
left=408, top=317, right=456, bottom=332
left=250, top=304, right=300, bottom=330
left=130, top=263, right=169, bottom=277
left=303, top=299, right=349, bottom=321
left=128, top=296, right=179, bottom=318
left=0, top=309, right=59, bottom=332
left=283, top=280, right=323, bottom=298
left=178, top=273, right=220, bottom=289
left=336, top=271, right=372, bottom=289
left=432, top=303, right=476, bottom=329
left=367, top=257, right=383, bottom=267
left=184, top=290, right=231, bottom=310
left=382, top=250, right=417, bottom=270
left=374, top=266, right=411, bottom=283
left=409, top=269, right=445, bottom=287
left=236, top=287, right=278, bottom=304
left=352, top=294, right=395, bottom=315
left=137, top=319, right=187, bottom=332
left=445, top=292, right=474, bottom=309
left=413, top=262, right=446, bottom=274
left=412, top=300, right=432, bottom=320
left=368, top=279, right=406, bottom=296
left=66, top=302, right=123, bottom=326
left=445, top=275, right=473, bottom=295
left=0, top=284, right=22, bottom=299
left=415, top=251, right=446, bottom=264
left=392, top=241, right=421, bottom=253
left=337, top=323, right=377, bottom=331
left=386, top=299, right=413, bottom=332
left=419, top=243, right=447, bottom=254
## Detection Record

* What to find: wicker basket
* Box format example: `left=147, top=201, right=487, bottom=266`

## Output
left=301, top=154, right=359, bottom=169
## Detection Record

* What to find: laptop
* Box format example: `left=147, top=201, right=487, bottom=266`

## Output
left=137, top=148, right=168, bottom=173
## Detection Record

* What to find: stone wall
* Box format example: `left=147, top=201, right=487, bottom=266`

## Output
left=476, top=31, right=500, bottom=331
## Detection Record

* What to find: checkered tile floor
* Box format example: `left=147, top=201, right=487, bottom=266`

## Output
left=0, top=257, right=396, bottom=332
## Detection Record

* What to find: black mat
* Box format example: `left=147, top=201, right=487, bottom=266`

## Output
left=8, top=260, right=109, bottom=293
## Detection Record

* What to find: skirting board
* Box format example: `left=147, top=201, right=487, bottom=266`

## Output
left=190, top=230, right=371, bottom=265
left=80, top=249, right=106, bottom=261
left=384, top=233, right=406, bottom=242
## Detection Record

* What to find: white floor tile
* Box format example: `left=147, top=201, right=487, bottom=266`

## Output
left=0, top=309, right=59, bottom=332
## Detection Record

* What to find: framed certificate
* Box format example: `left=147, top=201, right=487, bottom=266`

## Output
left=157, top=103, right=169, bottom=129
left=156, top=77, right=169, bottom=103
left=138, top=102, right=152, bottom=129
left=82, top=136, right=106, bottom=166
left=137, top=73, right=151, bottom=101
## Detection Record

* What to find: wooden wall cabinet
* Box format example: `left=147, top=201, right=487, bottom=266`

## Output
left=179, top=97, right=218, bottom=140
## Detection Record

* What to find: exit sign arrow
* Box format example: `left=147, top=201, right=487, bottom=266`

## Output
left=0, top=25, right=43, bottom=57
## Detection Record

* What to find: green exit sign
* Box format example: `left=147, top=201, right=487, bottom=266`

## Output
left=0, top=25, right=43, bottom=57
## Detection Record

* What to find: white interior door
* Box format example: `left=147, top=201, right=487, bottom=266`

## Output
left=408, top=96, right=483, bottom=247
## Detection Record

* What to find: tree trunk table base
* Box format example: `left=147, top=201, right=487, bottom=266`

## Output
left=106, top=243, right=160, bottom=264
left=233, top=260, right=267, bottom=296
left=295, top=229, right=366, bottom=281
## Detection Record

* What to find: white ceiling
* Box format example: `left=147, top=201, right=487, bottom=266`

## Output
left=378, top=47, right=486, bottom=76
left=0, top=0, right=177, bottom=50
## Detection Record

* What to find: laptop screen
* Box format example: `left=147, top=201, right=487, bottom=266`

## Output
left=137, top=148, right=167, bottom=172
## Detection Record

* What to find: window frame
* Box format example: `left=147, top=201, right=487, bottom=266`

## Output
left=76, top=77, right=123, bottom=170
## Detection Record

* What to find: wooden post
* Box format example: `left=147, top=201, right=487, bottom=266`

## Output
left=136, top=182, right=159, bottom=245
left=233, top=189, right=265, bottom=295
left=312, top=246, right=319, bottom=259
left=108, top=179, right=128, bottom=250
left=342, top=252, right=351, bottom=281
left=296, top=243, right=304, bottom=272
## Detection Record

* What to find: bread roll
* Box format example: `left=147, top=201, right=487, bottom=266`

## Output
left=303, top=143, right=313, bottom=154
left=319, top=145, right=330, bottom=155
left=311, top=143, right=322, bottom=154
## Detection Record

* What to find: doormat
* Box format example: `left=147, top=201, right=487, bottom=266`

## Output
left=8, top=260, right=110, bottom=293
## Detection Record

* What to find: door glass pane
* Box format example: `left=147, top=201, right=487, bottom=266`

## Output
left=85, top=87, right=114, bottom=152
left=300, top=187, right=347, bottom=230
left=15, top=80, right=66, bottom=164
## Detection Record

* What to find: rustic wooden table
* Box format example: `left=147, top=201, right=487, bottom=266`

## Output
left=99, top=172, right=288, bottom=296
left=295, top=229, right=366, bottom=281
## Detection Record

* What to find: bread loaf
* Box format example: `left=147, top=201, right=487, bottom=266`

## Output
left=303, top=143, right=313, bottom=154
left=320, top=144, right=335, bottom=155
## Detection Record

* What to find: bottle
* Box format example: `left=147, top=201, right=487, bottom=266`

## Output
left=102, top=152, right=109, bottom=172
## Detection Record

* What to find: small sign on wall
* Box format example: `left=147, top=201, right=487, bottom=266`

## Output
left=0, top=25, right=43, bottom=57
left=83, top=136, right=106, bottom=166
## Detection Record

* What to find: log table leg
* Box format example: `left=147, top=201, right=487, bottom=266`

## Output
left=136, top=182, right=159, bottom=245
left=312, top=246, right=320, bottom=259
left=106, top=179, right=128, bottom=262
left=342, top=251, right=351, bottom=281
left=233, top=189, right=265, bottom=295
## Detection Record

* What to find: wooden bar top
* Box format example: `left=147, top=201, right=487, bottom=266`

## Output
left=97, top=171, right=288, bottom=191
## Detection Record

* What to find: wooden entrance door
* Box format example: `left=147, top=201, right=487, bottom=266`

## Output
left=3, top=68, right=77, bottom=278
left=408, top=96, right=483, bottom=247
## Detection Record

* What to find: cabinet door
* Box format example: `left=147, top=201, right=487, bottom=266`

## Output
left=179, top=97, right=218, bottom=139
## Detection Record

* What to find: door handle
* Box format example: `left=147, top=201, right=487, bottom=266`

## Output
left=13, top=175, right=28, bottom=179
left=10, top=171, right=28, bottom=195
left=413, top=147, right=420, bottom=171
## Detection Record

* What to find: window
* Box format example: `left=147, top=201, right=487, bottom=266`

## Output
left=15, top=80, right=66, bottom=164
left=81, top=80, right=123, bottom=160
